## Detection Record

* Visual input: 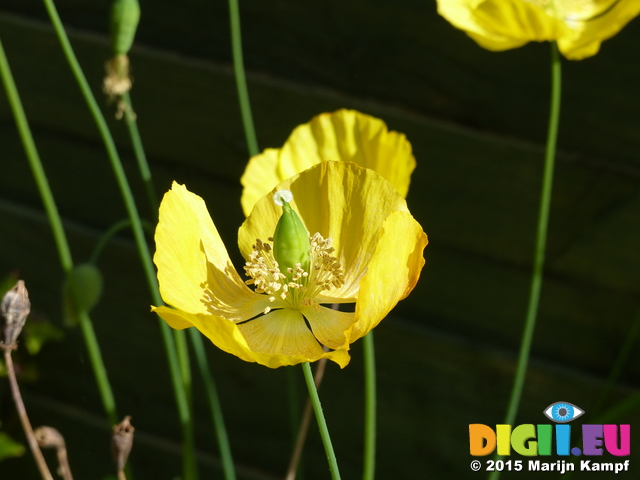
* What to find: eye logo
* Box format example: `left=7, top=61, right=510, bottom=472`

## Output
left=543, top=402, right=584, bottom=423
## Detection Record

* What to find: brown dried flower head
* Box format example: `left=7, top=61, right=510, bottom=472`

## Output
left=1, top=280, right=30, bottom=347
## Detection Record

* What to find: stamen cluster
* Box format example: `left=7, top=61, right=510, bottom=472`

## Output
left=244, top=232, right=345, bottom=311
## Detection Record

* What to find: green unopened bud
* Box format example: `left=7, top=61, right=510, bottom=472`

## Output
left=110, top=0, right=141, bottom=56
left=63, top=264, right=103, bottom=326
left=272, top=190, right=310, bottom=278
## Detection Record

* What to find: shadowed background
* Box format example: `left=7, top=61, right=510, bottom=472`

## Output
left=0, top=1, right=639, bottom=478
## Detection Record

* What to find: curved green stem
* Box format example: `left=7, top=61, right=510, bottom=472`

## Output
left=189, top=329, right=237, bottom=480
left=89, top=218, right=154, bottom=265
left=76, top=310, right=118, bottom=424
left=228, top=0, right=259, bottom=157
left=488, top=41, right=561, bottom=480
left=301, top=362, right=341, bottom=480
left=174, top=328, right=197, bottom=480
left=286, top=366, right=302, bottom=475
left=591, top=311, right=640, bottom=416
left=0, top=37, right=118, bottom=426
left=362, top=332, right=376, bottom=480
left=0, top=39, right=72, bottom=273
left=41, top=2, right=197, bottom=478
left=121, top=91, right=236, bottom=480
left=122, top=92, right=159, bottom=213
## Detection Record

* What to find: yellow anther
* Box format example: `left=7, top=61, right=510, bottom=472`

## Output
left=244, top=229, right=344, bottom=311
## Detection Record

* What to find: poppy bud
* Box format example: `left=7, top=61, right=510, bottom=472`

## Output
left=63, top=263, right=103, bottom=326
left=272, top=190, right=310, bottom=279
left=110, top=0, right=140, bottom=56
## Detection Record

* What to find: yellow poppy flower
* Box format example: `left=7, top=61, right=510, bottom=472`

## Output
left=152, top=162, right=427, bottom=368
left=240, top=109, right=416, bottom=216
left=436, top=0, right=640, bottom=60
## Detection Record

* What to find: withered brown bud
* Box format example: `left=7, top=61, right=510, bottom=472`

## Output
left=34, top=426, right=73, bottom=480
left=1, top=280, right=30, bottom=347
left=112, top=415, right=134, bottom=473
left=34, top=426, right=66, bottom=449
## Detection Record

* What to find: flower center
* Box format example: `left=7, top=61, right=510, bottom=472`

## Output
left=244, top=233, right=344, bottom=312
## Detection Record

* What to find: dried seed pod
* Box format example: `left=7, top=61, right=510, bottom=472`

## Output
left=34, top=427, right=73, bottom=480
left=112, top=416, right=134, bottom=473
left=34, top=426, right=65, bottom=449
left=1, top=281, right=30, bottom=346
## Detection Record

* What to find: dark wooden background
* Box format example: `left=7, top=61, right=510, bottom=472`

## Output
left=1, top=1, right=639, bottom=478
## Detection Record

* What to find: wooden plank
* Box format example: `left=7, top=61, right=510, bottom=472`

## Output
left=2, top=2, right=640, bottom=168
left=1, top=12, right=639, bottom=375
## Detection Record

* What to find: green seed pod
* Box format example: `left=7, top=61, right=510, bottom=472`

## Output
left=272, top=191, right=310, bottom=279
left=63, top=263, right=103, bottom=326
left=110, top=0, right=141, bottom=56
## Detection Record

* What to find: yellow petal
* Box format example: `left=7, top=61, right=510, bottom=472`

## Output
left=556, top=1, right=640, bottom=59
left=437, top=0, right=640, bottom=60
left=301, top=305, right=355, bottom=351
left=349, top=211, right=428, bottom=342
left=152, top=305, right=260, bottom=363
left=152, top=305, right=194, bottom=330
left=152, top=305, right=326, bottom=367
left=155, top=182, right=269, bottom=321
left=240, top=109, right=415, bottom=215
left=238, top=308, right=351, bottom=368
left=437, top=0, right=559, bottom=50
left=238, top=162, right=409, bottom=301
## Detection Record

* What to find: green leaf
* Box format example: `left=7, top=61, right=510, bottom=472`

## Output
left=0, top=432, right=25, bottom=461
left=23, top=318, right=65, bottom=356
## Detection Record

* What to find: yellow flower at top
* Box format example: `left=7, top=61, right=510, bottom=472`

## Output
left=436, top=0, right=640, bottom=59
left=241, top=109, right=416, bottom=215
left=152, top=162, right=427, bottom=368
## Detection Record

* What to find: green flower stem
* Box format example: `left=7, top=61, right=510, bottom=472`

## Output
left=0, top=38, right=70, bottom=273
left=362, top=332, right=376, bottom=480
left=0, top=37, right=118, bottom=426
left=301, top=362, right=341, bottom=480
left=488, top=41, right=561, bottom=480
left=89, top=218, right=154, bottom=265
left=286, top=358, right=328, bottom=480
left=175, top=328, right=197, bottom=480
left=120, top=91, right=237, bottom=480
left=286, top=366, right=302, bottom=457
left=76, top=310, right=118, bottom=425
left=122, top=92, right=159, bottom=213
left=228, top=0, right=259, bottom=157
left=595, top=391, right=640, bottom=424
left=592, top=311, right=640, bottom=415
left=189, top=329, right=237, bottom=480
left=41, top=2, right=197, bottom=478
